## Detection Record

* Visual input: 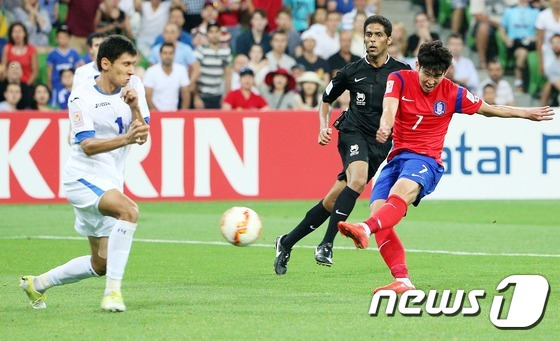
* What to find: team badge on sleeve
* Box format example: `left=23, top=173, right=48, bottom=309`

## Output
left=72, top=112, right=84, bottom=128
left=386, top=80, right=394, bottom=94
left=433, top=101, right=446, bottom=116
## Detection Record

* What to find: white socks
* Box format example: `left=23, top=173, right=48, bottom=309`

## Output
left=106, top=220, right=137, bottom=294
left=396, top=277, right=414, bottom=288
left=34, top=255, right=99, bottom=292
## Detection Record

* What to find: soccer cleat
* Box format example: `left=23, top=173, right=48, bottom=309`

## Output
left=20, top=276, right=46, bottom=309
left=315, top=243, right=333, bottom=266
left=337, top=221, right=369, bottom=249
left=274, top=235, right=291, bottom=275
left=101, top=291, right=126, bottom=312
left=374, top=280, right=415, bottom=294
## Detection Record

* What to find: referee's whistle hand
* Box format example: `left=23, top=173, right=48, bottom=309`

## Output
left=318, top=128, right=332, bottom=145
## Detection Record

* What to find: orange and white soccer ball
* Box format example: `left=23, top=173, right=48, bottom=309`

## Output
left=220, top=207, right=262, bottom=246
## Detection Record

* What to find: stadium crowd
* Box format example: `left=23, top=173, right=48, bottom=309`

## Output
left=0, top=0, right=559, bottom=112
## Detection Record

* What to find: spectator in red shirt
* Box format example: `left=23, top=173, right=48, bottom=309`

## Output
left=1, top=23, right=38, bottom=86
left=222, top=67, right=269, bottom=110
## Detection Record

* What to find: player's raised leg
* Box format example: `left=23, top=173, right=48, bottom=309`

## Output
left=98, top=189, right=139, bottom=312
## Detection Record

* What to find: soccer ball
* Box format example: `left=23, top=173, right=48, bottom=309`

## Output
left=220, top=207, right=262, bottom=246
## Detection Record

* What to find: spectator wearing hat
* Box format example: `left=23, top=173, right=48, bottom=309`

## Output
left=295, top=71, right=322, bottom=110
left=149, top=23, right=196, bottom=68
left=14, top=0, right=52, bottom=50
left=296, top=30, right=331, bottom=85
left=47, top=25, right=82, bottom=94
left=191, top=20, right=232, bottom=109
left=260, top=67, right=298, bottom=109
left=222, top=67, right=269, bottom=110
left=265, top=30, right=296, bottom=71
left=235, top=9, right=271, bottom=56
left=328, top=30, right=360, bottom=79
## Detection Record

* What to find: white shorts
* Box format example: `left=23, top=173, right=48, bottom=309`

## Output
left=63, top=176, right=119, bottom=237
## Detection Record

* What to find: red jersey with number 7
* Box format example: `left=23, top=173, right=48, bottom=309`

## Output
left=384, top=70, right=483, bottom=165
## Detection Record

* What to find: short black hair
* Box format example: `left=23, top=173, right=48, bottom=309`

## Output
left=87, top=32, right=107, bottom=47
left=417, top=40, right=453, bottom=75
left=447, top=33, right=464, bottom=42
left=8, top=22, right=28, bottom=45
left=96, top=35, right=137, bottom=70
left=59, top=68, right=75, bottom=77
left=160, top=42, right=175, bottom=53
left=363, top=15, right=392, bottom=37
left=483, top=83, right=496, bottom=91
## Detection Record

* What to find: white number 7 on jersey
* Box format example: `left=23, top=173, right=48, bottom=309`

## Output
left=412, top=115, right=423, bottom=130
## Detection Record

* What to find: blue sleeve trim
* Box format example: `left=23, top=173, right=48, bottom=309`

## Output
left=77, top=178, right=105, bottom=197
left=144, top=117, right=150, bottom=124
left=394, top=72, right=405, bottom=94
left=455, top=87, right=464, bottom=113
left=75, top=130, right=95, bottom=144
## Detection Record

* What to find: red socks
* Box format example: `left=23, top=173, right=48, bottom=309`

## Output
left=364, top=194, right=408, bottom=234
left=375, top=227, right=409, bottom=278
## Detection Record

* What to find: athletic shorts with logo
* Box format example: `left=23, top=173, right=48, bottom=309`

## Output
left=336, top=129, right=392, bottom=182
left=63, top=176, right=119, bottom=237
left=370, top=151, right=444, bottom=206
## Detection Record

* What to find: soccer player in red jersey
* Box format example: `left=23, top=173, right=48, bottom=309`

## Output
left=338, top=40, right=554, bottom=294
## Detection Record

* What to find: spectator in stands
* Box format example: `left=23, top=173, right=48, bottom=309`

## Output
left=406, top=12, right=439, bottom=58
left=216, top=0, right=245, bottom=52
left=541, top=33, right=560, bottom=106
left=1, top=23, right=38, bottom=86
left=222, top=67, right=269, bottom=110
left=499, top=0, right=539, bottom=89
left=47, top=25, right=81, bottom=96
left=191, top=1, right=220, bottom=42
left=283, top=0, right=314, bottom=32
left=53, top=68, right=73, bottom=109
left=63, top=0, right=102, bottom=54
left=135, top=0, right=180, bottom=58
left=341, top=0, right=375, bottom=31
left=14, top=0, right=52, bottom=50
left=31, top=82, right=53, bottom=110
left=149, top=23, right=196, bottom=67
left=0, top=61, right=34, bottom=109
left=235, top=9, right=271, bottom=56
left=94, top=0, right=134, bottom=39
left=328, top=30, right=360, bottom=79
left=230, top=53, right=249, bottom=91
left=391, top=21, right=407, bottom=57
left=182, top=0, right=205, bottom=32
left=350, top=12, right=367, bottom=58
left=191, top=20, right=232, bottom=109
left=144, top=42, right=190, bottom=111
left=265, top=29, right=296, bottom=70
left=260, top=67, right=298, bottom=109
left=478, top=59, right=515, bottom=106
left=536, top=0, right=560, bottom=76
left=251, top=0, right=283, bottom=32
left=152, top=7, right=193, bottom=48
left=470, top=0, right=505, bottom=69
left=312, top=10, right=340, bottom=60
left=446, top=33, right=479, bottom=92
left=295, top=71, right=322, bottom=110
left=72, top=32, right=106, bottom=89
left=307, top=7, right=327, bottom=34
left=247, top=43, right=268, bottom=86
left=296, top=30, right=330, bottom=84
left=274, top=7, right=300, bottom=57
left=0, top=82, right=22, bottom=111
left=39, top=0, right=60, bottom=26
left=481, top=83, right=497, bottom=105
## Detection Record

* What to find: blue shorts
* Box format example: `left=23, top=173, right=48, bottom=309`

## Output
left=370, top=151, right=444, bottom=206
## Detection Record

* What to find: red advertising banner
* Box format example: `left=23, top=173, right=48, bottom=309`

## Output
left=0, top=110, right=365, bottom=203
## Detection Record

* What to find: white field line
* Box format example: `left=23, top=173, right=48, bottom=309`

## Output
left=1, top=235, right=560, bottom=258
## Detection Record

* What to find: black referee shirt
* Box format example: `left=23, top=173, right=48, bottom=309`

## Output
left=322, top=55, right=411, bottom=137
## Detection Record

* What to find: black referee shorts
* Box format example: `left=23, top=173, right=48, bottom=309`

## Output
left=336, top=130, right=392, bottom=182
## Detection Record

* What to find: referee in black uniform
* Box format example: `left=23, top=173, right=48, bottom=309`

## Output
left=275, top=15, right=411, bottom=274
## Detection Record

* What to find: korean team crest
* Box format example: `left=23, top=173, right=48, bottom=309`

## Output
left=433, top=101, right=446, bottom=116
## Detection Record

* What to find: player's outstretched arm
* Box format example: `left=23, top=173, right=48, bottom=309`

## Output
left=80, top=120, right=150, bottom=156
left=477, top=101, right=555, bottom=121
left=318, top=101, right=334, bottom=146
left=376, top=97, right=399, bottom=143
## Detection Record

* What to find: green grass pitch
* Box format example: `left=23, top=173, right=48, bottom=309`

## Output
left=1, top=200, right=559, bottom=339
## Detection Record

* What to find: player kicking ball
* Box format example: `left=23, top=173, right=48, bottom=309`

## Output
left=20, top=35, right=150, bottom=312
left=337, top=41, right=554, bottom=294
